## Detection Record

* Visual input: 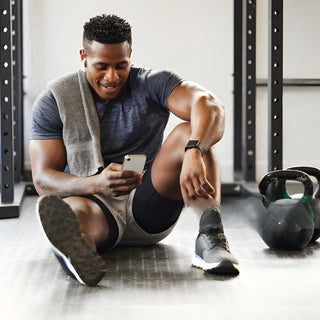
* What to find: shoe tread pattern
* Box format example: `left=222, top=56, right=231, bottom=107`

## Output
left=37, top=195, right=106, bottom=286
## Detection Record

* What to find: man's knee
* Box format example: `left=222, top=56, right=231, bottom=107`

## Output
left=63, top=196, right=94, bottom=216
left=63, top=196, right=109, bottom=244
left=166, top=122, right=191, bottom=144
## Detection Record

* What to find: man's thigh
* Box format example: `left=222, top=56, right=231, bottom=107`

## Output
left=132, top=167, right=184, bottom=234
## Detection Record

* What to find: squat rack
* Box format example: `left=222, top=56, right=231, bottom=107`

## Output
left=233, top=0, right=320, bottom=186
left=1, top=0, right=318, bottom=215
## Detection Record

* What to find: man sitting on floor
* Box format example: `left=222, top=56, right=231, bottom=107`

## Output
left=29, top=13, right=239, bottom=286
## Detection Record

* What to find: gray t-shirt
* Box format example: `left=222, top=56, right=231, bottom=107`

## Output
left=30, top=65, right=183, bottom=170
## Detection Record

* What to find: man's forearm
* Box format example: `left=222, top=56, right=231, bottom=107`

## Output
left=33, top=169, right=97, bottom=198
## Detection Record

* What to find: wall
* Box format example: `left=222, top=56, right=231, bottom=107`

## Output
left=23, top=0, right=320, bottom=182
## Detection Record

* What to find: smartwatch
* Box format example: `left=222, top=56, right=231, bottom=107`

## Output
left=184, top=140, right=205, bottom=156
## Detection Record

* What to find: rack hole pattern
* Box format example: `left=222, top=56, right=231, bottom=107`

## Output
left=0, top=0, right=14, bottom=203
left=242, top=0, right=256, bottom=181
left=268, top=0, right=283, bottom=171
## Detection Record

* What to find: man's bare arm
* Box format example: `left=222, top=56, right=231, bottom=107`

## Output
left=167, top=81, right=225, bottom=205
left=29, top=139, right=142, bottom=198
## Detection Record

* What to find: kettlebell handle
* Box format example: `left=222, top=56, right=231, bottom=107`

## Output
left=259, top=169, right=314, bottom=201
left=287, top=166, right=320, bottom=199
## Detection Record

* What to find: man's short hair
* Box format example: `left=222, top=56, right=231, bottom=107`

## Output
left=83, top=14, right=132, bottom=49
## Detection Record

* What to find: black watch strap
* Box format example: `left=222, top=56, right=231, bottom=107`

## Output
left=184, top=140, right=205, bottom=156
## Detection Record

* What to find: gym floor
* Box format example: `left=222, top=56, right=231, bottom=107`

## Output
left=1, top=186, right=320, bottom=320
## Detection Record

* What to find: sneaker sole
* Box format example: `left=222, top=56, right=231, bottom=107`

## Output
left=37, top=195, right=106, bottom=286
left=192, top=253, right=240, bottom=275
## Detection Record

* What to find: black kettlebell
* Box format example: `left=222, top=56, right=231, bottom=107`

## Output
left=258, top=169, right=314, bottom=250
left=286, top=166, right=320, bottom=243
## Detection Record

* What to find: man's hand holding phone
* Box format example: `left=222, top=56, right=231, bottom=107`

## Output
left=122, top=154, right=146, bottom=175
left=95, top=154, right=146, bottom=197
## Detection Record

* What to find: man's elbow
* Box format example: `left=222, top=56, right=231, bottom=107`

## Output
left=31, top=172, right=47, bottom=196
left=210, top=98, right=225, bottom=142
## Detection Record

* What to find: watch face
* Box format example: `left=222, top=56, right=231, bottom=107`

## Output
left=187, top=140, right=200, bottom=147
left=185, top=140, right=204, bottom=156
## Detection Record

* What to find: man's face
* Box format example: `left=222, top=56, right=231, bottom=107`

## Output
left=80, top=41, right=132, bottom=103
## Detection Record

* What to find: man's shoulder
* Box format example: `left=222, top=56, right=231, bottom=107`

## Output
left=127, top=66, right=183, bottom=107
left=129, top=65, right=148, bottom=79
left=34, top=89, right=57, bottom=107
left=129, top=65, right=182, bottom=84
left=130, top=65, right=176, bottom=75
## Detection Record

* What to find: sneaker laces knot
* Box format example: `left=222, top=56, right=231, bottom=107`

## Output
left=202, top=231, right=230, bottom=251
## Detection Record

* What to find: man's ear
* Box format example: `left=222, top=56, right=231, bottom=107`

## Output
left=80, top=49, right=87, bottom=66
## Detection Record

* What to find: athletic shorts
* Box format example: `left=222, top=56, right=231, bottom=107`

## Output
left=85, top=168, right=184, bottom=253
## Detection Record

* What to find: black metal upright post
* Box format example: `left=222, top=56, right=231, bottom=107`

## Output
left=0, top=0, right=25, bottom=218
left=268, top=0, right=283, bottom=171
left=233, top=0, right=243, bottom=180
left=12, top=0, right=24, bottom=182
left=0, top=0, right=14, bottom=204
left=242, top=0, right=256, bottom=181
left=224, top=0, right=256, bottom=197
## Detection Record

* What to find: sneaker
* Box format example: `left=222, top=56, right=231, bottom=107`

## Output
left=37, top=195, right=107, bottom=286
left=192, top=208, right=239, bottom=275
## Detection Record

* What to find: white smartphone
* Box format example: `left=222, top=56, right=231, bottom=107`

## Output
left=122, top=154, right=146, bottom=175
